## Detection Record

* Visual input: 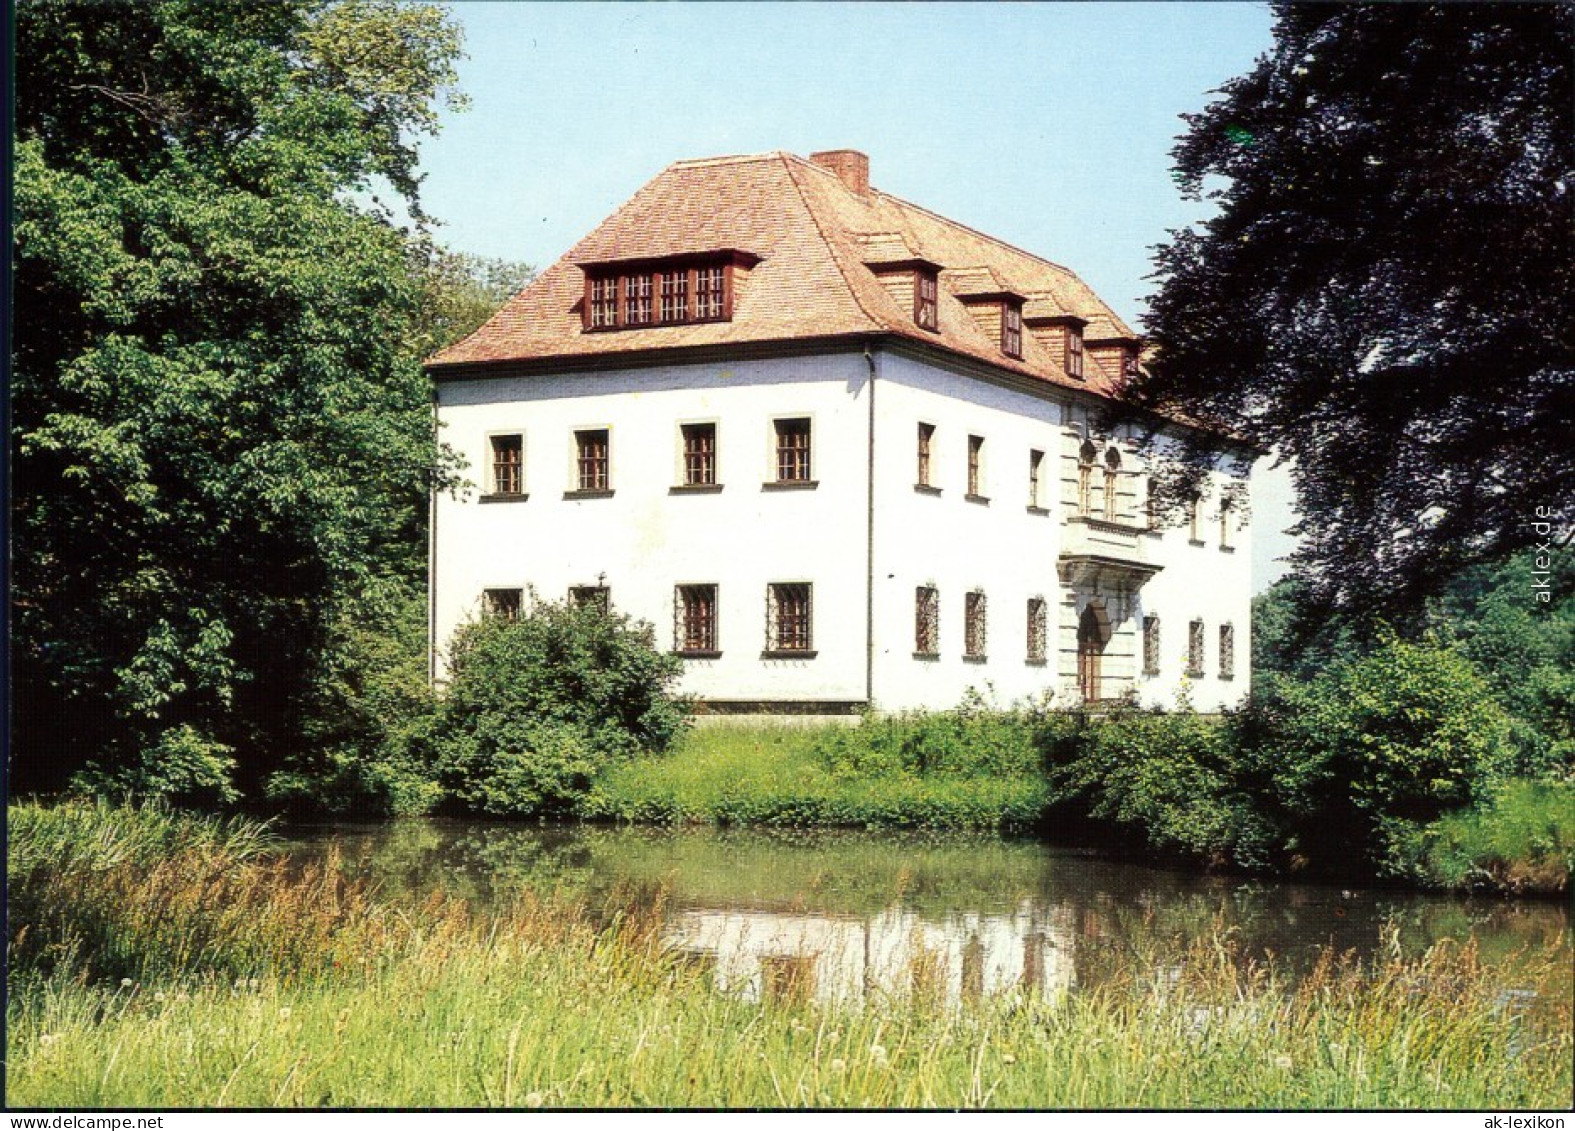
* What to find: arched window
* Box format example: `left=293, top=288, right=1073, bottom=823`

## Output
left=1102, top=447, right=1122, bottom=521
left=1077, top=440, right=1098, bottom=516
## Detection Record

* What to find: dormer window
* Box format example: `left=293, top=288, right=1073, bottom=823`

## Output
left=1002, top=301, right=1024, bottom=359
left=1066, top=328, right=1085, bottom=380
left=916, top=268, right=939, bottom=331
left=580, top=251, right=756, bottom=331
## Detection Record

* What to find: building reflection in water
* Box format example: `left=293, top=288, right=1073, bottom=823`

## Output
left=667, top=901, right=1077, bottom=1007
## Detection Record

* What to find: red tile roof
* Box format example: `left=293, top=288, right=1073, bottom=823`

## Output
left=428, top=151, right=1140, bottom=399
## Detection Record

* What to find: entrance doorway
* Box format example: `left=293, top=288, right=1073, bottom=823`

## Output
left=1077, top=603, right=1108, bottom=703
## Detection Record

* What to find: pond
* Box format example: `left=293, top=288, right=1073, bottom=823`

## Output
left=282, top=820, right=1570, bottom=1009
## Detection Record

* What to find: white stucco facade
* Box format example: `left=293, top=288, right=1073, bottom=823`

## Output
left=431, top=344, right=1252, bottom=715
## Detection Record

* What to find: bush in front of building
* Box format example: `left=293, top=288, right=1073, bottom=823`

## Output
left=813, top=690, right=1044, bottom=780
left=431, top=597, right=689, bottom=816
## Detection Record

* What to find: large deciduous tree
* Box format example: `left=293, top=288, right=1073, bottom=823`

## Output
left=1129, top=3, right=1573, bottom=619
left=12, top=0, right=466, bottom=800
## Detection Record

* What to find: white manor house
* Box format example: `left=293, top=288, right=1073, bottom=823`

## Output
left=427, top=150, right=1252, bottom=715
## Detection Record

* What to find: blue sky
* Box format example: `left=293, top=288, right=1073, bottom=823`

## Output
left=415, top=1, right=1295, bottom=586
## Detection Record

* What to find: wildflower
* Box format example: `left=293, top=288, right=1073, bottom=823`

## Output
left=1002, top=1054, right=1017, bottom=1066
left=1274, top=1054, right=1294, bottom=1071
left=248, top=978, right=260, bottom=991
left=278, top=1007, right=292, bottom=1021
left=38, top=1034, right=57, bottom=1048
left=830, top=1058, right=847, bottom=1074
left=524, top=1092, right=545, bottom=1109
left=153, top=992, right=166, bottom=1003
left=870, top=1043, right=889, bottom=1065
left=120, top=978, right=133, bottom=988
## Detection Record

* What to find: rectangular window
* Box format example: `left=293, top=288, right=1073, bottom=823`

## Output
left=1219, top=499, right=1234, bottom=548
left=1026, top=597, right=1047, bottom=663
left=1002, top=302, right=1023, bottom=358
left=917, top=422, right=935, bottom=487
left=569, top=585, right=609, bottom=613
left=1066, top=330, right=1084, bottom=379
left=1219, top=624, right=1235, bottom=679
left=682, top=422, right=717, bottom=486
left=490, top=434, right=523, bottom=496
left=1188, top=494, right=1202, bottom=541
left=767, top=583, right=812, bottom=653
left=483, top=588, right=522, bottom=620
left=590, top=276, right=619, bottom=328
left=660, top=271, right=689, bottom=323
left=695, top=265, right=725, bottom=320
left=915, top=269, right=939, bottom=331
left=675, top=584, right=719, bottom=654
left=915, top=586, right=939, bottom=656
left=774, top=418, right=811, bottom=482
left=1028, top=449, right=1044, bottom=508
left=964, top=590, right=987, bottom=660
left=1143, top=615, right=1161, bottom=675
left=1145, top=479, right=1159, bottom=529
left=623, top=273, right=653, bottom=325
left=576, top=429, right=610, bottom=492
left=967, top=435, right=984, bottom=498
left=1188, top=619, right=1206, bottom=678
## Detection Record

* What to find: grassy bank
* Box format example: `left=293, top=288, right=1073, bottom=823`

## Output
left=8, top=801, right=1572, bottom=1109
left=582, top=722, right=1048, bottom=831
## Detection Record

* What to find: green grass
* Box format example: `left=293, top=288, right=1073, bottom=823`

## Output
left=7, top=801, right=1572, bottom=1109
left=582, top=722, right=1048, bottom=831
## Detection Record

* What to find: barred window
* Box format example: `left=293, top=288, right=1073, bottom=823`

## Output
left=915, top=268, right=939, bottom=330
left=682, top=422, right=716, bottom=486
left=1143, top=615, right=1161, bottom=675
left=775, top=418, right=811, bottom=482
left=967, top=435, right=984, bottom=497
left=1026, top=597, right=1047, bottom=663
left=1002, top=301, right=1023, bottom=358
left=569, top=585, right=609, bottom=613
left=490, top=434, right=522, bottom=496
left=1188, top=619, right=1206, bottom=678
left=623, top=273, right=654, bottom=325
left=767, top=583, right=812, bottom=653
left=964, top=590, right=987, bottom=660
left=576, top=429, right=610, bottom=491
left=915, top=586, right=939, bottom=656
left=1028, top=449, right=1044, bottom=508
left=483, top=588, right=522, bottom=620
left=917, top=422, right=935, bottom=487
left=675, top=584, right=718, bottom=654
left=660, top=271, right=689, bottom=323
left=1219, top=623, right=1235, bottom=680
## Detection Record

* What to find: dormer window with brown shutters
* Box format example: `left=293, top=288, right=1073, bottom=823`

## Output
left=860, top=236, right=944, bottom=334
left=580, top=251, right=758, bottom=331
left=1023, top=312, right=1089, bottom=381
left=1002, top=300, right=1024, bottom=359
left=915, top=268, right=939, bottom=331
left=950, top=269, right=1027, bottom=360
left=1087, top=335, right=1143, bottom=385
left=1065, top=326, right=1084, bottom=380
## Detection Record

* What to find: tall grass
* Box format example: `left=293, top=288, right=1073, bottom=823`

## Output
left=7, top=801, right=1572, bottom=1109
left=1396, top=779, right=1575, bottom=894
left=583, top=722, right=1048, bottom=830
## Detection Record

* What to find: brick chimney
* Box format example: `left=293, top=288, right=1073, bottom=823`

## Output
left=810, top=149, right=869, bottom=196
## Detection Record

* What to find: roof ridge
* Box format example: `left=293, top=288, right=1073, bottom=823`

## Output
left=777, top=153, right=888, bottom=334
left=669, top=151, right=786, bottom=170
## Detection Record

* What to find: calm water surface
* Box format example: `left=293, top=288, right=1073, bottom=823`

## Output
left=283, top=820, right=1570, bottom=1007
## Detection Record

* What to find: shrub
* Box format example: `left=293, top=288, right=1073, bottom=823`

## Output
left=1258, top=631, right=1513, bottom=872
left=813, top=690, right=1042, bottom=780
left=432, top=596, right=688, bottom=816
left=1386, top=778, right=1574, bottom=893
left=1041, top=706, right=1278, bottom=869
left=70, top=724, right=240, bottom=808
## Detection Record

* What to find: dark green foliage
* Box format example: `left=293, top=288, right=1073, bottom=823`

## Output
left=1041, top=708, right=1279, bottom=870
left=1130, top=3, right=1574, bottom=619
left=12, top=0, right=466, bottom=800
left=265, top=587, right=443, bottom=816
left=1387, top=779, right=1574, bottom=894
left=433, top=598, right=689, bottom=817
left=1426, top=551, right=1575, bottom=777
